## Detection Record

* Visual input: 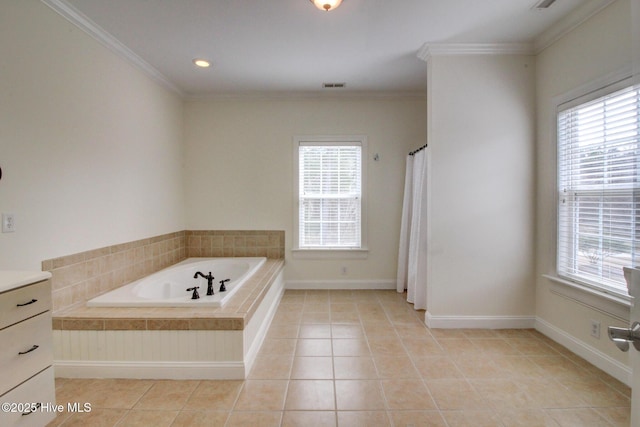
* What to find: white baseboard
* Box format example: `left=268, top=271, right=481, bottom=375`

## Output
left=425, top=312, right=536, bottom=329
left=535, top=317, right=631, bottom=386
left=53, top=360, right=245, bottom=380
left=286, top=279, right=395, bottom=290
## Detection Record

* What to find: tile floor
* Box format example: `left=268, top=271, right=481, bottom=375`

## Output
left=48, top=290, right=631, bottom=426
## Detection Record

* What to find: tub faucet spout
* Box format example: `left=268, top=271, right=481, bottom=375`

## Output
left=194, top=271, right=215, bottom=295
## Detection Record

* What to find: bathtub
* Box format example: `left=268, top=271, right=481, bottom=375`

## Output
left=87, top=257, right=266, bottom=308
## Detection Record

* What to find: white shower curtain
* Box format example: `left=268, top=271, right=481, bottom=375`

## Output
left=396, top=148, right=429, bottom=310
left=396, top=155, right=413, bottom=293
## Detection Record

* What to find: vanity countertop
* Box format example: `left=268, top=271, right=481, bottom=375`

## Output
left=0, top=270, right=52, bottom=294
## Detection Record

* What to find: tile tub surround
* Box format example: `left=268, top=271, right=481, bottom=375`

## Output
left=44, top=230, right=285, bottom=313
left=186, top=230, right=285, bottom=259
left=52, top=259, right=284, bottom=331
left=52, top=259, right=285, bottom=380
left=44, top=232, right=186, bottom=313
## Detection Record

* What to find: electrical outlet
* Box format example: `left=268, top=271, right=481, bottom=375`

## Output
left=590, top=319, right=601, bottom=339
left=2, top=213, right=15, bottom=233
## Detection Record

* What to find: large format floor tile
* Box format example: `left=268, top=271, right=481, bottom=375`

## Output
left=48, top=290, right=631, bottom=426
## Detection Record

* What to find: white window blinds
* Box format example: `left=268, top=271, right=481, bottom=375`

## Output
left=557, top=83, right=640, bottom=295
left=298, top=144, right=362, bottom=248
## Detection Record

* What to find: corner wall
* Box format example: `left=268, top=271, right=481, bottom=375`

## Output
left=535, top=0, right=633, bottom=382
left=0, top=0, right=185, bottom=270
left=425, top=54, right=537, bottom=327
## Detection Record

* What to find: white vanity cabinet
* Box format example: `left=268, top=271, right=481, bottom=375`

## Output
left=0, top=271, right=55, bottom=427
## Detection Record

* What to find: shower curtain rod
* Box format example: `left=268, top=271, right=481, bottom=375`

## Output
left=409, top=143, right=428, bottom=156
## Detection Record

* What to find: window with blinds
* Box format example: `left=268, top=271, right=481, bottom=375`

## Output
left=557, top=82, right=640, bottom=295
left=297, top=141, right=363, bottom=249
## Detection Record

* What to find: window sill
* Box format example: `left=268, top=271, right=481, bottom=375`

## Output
left=542, top=274, right=631, bottom=321
left=291, top=248, right=369, bottom=260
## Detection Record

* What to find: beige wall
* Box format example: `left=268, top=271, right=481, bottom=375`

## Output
left=0, top=0, right=186, bottom=270
left=3, top=0, right=635, bottom=384
left=535, top=0, right=633, bottom=368
left=184, top=96, right=427, bottom=282
left=426, top=54, right=536, bottom=320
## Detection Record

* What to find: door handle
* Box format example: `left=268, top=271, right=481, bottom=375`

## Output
left=608, top=322, right=640, bottom=352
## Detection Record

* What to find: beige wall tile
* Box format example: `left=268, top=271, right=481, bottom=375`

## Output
left=46, top=230, right=282, bottom=313
left=104, top=319, right=147, bottom=330
left=62, top=319, right=105, bottom=330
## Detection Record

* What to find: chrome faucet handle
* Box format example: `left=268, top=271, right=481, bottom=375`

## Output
left=608, top=322, right=640, bottom=352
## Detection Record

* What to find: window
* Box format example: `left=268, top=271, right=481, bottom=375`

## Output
left=557, top=80, right=640, bottom=296
left=293, top=136, right=367, bottom=255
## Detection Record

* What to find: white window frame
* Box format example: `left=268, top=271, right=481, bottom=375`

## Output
left=552, top=69, right=638, bottom=304
left=292, top=135, right=368, bottom=259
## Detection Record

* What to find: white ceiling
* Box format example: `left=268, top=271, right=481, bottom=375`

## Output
left=49, top=0, right=594, bottom=97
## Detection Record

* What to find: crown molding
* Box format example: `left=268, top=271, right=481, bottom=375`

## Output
left=417, top=43, right=534, bottom=62
left=185, top=90, right=427, bottom=101
left=533, top=0, right=618, bottom=53
left=41, top=0, right=184, bottom=97
left=417, top=0, right=619, bottom=61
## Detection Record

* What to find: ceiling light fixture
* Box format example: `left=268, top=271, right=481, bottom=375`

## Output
left=192, top=58, right=211, bottom=68
left=310, top=0, right=342, bottom=12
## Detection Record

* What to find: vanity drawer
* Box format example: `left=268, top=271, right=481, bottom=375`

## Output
left=0, top=312, right=53, bottom=396
left=0, top=366, right=56, bottom=427
left=0, top=280, right=51, bottom=330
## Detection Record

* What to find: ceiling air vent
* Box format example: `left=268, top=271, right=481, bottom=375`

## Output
left=532, top=0, right=557, bottom=9
left=322, top=82, right=346, bottom=88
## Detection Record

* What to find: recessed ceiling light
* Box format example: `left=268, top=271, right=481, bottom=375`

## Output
left=192, top=59, right=211, bottom=68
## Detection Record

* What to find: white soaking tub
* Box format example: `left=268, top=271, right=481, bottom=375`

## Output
left=87, top=257, right=266, bottom=308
